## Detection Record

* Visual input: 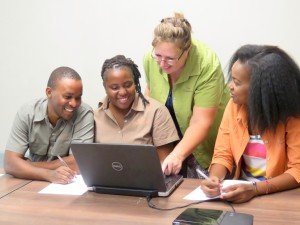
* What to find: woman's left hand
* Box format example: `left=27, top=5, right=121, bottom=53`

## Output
left=220, top=183, right=257, bottom=203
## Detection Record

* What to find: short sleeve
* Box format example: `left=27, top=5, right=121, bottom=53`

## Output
left=194, top=55, right=225, bottom=108
left=5, top=109, right=30, bottom=155
left=151, top=105, right=179, bottom=146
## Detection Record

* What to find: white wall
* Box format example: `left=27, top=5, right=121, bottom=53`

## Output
left=1, top=0, right=299, bottom=166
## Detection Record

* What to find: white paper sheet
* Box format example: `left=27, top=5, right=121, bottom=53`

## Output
left=184, top=179, right=252, bottom=201
left=39, top=175, right=88, bottom=195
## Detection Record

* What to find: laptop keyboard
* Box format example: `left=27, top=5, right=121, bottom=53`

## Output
left=164, top=175, right=180, bottom=189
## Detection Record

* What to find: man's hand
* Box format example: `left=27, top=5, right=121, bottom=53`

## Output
left=48, top=166, right=77, bottom=184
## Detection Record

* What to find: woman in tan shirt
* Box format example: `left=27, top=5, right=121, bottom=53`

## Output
left=94, top=55, right=179, bottom=165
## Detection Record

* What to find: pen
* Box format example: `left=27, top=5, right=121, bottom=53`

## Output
left=57, top=155, right=70, bottom=169
left=196, top=168, right=210, bottom=180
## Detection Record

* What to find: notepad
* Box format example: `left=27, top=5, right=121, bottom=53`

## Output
left=184, top=180, right=252, bottom=201
left=39, top=175, right=88, bottom=195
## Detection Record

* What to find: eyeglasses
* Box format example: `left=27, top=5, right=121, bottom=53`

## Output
left=151, top=49, right=185, bottom=65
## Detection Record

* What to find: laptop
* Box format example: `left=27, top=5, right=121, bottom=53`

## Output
left=71, top=143, right=183, bottom=197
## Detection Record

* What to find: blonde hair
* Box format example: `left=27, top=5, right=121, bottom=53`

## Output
left=152, top=12, right=192, bottom=50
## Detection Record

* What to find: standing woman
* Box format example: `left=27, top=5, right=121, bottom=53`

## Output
left=143, top=12, right=230, bottom=177
left=94, top=55, right=179, bottom=164
left=201, top=44, right=300, bottom=203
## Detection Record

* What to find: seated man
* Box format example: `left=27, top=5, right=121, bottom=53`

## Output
left=4, top=66, right=94, bottom=184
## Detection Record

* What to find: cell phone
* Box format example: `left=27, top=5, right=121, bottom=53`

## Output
left=172, top=208, right=253, bottom=225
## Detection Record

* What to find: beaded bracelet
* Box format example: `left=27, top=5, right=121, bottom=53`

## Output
left=252, top=181, right=259, bottom=196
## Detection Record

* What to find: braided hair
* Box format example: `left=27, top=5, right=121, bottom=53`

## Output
left=101, top=55, right=149, bottom=106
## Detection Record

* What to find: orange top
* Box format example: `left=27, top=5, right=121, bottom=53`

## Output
left=211, top=99, right=300, bottom=182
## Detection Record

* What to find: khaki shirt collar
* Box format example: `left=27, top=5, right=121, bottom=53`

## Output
left=34, top=98, right=48, bottom=122
left=34, top=98, right=70, bottom=126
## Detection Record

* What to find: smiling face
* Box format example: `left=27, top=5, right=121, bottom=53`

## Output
left=153, top=42, right=188, bottom=76
left=103, top=67, right=136, bottom=114
left=229, top=60, right=251, bottom=105
left=46, top=78, right=82, bottom=126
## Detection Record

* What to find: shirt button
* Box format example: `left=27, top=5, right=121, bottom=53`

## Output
left=124, top=120, right=127, bottom=123
left=264, top=140, right=269, bottom=144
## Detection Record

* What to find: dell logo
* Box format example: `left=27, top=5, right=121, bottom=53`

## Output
left=112, top=162, right=123, bottom=171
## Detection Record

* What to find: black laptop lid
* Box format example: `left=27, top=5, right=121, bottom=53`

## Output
left=71, top=143, right=167, bottom=192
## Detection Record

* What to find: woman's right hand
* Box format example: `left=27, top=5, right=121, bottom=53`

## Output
left=162, top=152, right=183, bottom=175
left=201, top=176, right=222, bottom=198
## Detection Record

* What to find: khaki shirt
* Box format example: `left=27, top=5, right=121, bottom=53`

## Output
left=6, top=98, right=94, bottom=162
left=94, top=94, right=179, bottom=147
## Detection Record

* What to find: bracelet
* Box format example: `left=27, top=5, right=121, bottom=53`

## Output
left=252, top=181, right=259, bottom=196
left=265, top=180, right=271, bottom=194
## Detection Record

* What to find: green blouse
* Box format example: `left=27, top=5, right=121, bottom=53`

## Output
left=143, top=38, right=230, bottom=168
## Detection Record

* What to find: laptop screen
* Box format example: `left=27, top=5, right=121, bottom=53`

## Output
left=71, top=143, right=171, bottom=194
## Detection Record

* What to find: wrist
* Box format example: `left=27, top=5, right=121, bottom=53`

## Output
left=37, top=168, right=53, bottom=182
left=252, top=181, right=259, bottom=196
left=170, top=151, right=184, bottom=162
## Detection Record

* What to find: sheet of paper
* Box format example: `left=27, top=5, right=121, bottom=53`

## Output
left=184, top=179, right=252, bottom=201
left=184, top=186, right=218, bottom=201
left=39, top=175, right=88, bottom=195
